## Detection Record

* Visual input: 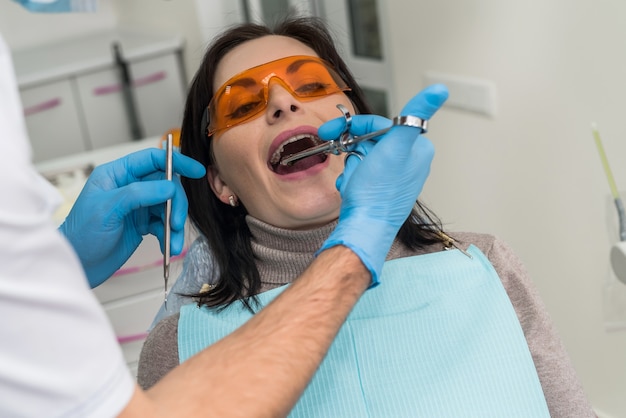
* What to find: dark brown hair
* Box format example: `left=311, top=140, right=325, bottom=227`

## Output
left=180, top=16, right=444, bottom=310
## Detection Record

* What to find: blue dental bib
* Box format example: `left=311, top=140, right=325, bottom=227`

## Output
left=179, top=245, right=550, bottom=417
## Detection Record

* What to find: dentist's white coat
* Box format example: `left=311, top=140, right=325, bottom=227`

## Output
left=0, top=33, right=134, bottom=418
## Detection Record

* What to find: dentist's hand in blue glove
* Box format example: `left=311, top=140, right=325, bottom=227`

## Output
left=58, top=148, right=206, bottom=288
left=317, top=84, right=449, bottom=286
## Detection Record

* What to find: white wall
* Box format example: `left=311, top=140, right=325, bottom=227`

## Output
left=385, top=0, right=626, bottom=416
left=0, top=0, right=117, bottom=49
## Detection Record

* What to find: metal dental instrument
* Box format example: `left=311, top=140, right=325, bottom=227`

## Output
left=280, top=104, right=429, bottom=166
left=164, top=133, right=173, bottom=307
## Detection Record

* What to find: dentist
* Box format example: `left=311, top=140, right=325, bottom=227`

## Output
left=0, top=1, right=444, bottom=416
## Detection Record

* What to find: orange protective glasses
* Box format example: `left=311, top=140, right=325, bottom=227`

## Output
left=206, top=55, right=351, bottom=136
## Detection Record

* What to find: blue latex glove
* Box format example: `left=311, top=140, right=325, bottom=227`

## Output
left=59, top=148, right=206, bottom=288
left=317, top=84, right=449, bottom=286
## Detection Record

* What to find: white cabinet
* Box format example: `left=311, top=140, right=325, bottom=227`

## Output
left=92, top=235, right=184, bottom=376
left=132, top=53, right=187, bottom=138
left=13, top=30, right=186, bottom=162
left=75, top=52, right=186, bottom=150
left=20, top=79, right=88, bottom=162
left=74, top=66, right=133, bottom=150
left=36, top=138, right=188, bottom=377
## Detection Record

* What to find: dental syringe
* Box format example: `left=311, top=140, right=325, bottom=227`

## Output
left=280, top=104, right=429, bottom=166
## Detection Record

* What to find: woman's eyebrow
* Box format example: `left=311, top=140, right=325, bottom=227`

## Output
left=226, top=77, right=257, bottom=89
left=286, top=58, right=317, bottom=74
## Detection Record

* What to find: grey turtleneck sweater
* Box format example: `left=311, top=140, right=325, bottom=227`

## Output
left=137, top=218, right=594, bottom=417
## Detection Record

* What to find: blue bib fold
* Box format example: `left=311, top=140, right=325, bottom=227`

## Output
left=179, top=245, right=550, bottom=417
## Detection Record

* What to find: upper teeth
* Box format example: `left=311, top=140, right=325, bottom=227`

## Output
left=270, top=134, right=317, bottom=165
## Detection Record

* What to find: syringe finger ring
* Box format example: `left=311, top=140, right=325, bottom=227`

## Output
left=344, top=150, right=365, bottom=163
left=335, top=104, right=429, bottom=152
left=392, top=115, right=429, bottom=134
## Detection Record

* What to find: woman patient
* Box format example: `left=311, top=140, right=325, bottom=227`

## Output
left=138, top=16, right=594, bottom=417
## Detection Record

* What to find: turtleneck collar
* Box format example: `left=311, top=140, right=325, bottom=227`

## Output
left=246, top=216, right=337, bottom=289
left=244, top=215, right=424, bottom=292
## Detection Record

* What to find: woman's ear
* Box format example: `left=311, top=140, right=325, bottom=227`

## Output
left=206, top=166, right=234, bottom=205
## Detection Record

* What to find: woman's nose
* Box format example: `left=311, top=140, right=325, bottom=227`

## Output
left=265, top=80, right=301, bottom=123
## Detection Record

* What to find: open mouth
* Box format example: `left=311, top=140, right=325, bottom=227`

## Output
left=269, top=134, right=328, bottom=175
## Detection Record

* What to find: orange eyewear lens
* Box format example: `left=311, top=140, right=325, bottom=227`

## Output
left=207, top=55, right=350, bottom=136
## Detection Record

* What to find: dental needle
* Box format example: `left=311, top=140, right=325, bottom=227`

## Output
left=280, top=125, right=394, bottom=165
left=164, top=133, right=173, bottom=307
left=280, top=109, right=428, bottom=166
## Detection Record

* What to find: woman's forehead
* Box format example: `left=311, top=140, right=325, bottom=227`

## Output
left=214, top=36, right=320, bottom=88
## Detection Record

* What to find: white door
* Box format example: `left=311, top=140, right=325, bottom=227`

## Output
left=320, top=0, right=394, bottom=117
left=195, top=0, right=317, bottom=36
left=200, top=0, right=394, bottom=116
left=243, top=0, right=318, bottom=23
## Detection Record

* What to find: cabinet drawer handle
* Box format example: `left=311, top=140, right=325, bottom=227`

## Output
left=117, top=332, right=149, bottom=345
left=93, top=71, right=168, bottom=96
left=112, top=249, right=186, bottom=277
left=23, top=98, right=61, bottom=116
left=133, top=71, right=167, bottom=87
left=93, top=84, right=120, bottom=96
